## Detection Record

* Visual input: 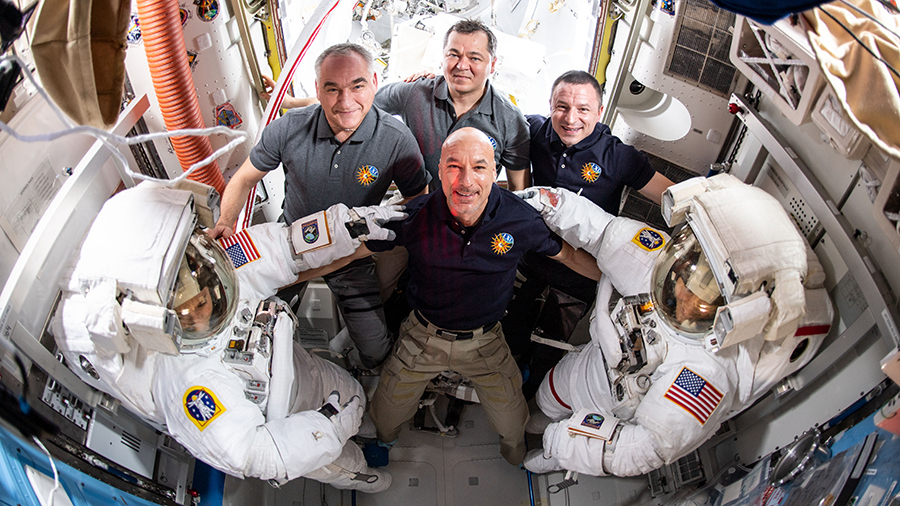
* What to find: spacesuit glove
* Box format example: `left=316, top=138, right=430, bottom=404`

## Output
left=385, top=189, right=405, bottom=206
left=513, top=187, right=564, bottom=215
left=321, top=391, right=363, bottom=444
left=348, top=205, right=407, bottom=242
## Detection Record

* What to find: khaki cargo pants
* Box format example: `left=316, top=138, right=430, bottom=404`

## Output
left=369, top=311, right=529, bottom=465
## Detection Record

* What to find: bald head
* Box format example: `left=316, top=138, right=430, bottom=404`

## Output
left=439, top=128, right=497, bottom=227
left=443, top=127, right=495, bottom=160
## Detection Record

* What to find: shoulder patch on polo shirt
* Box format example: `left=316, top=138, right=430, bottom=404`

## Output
left=491, top=232, right=514, bottom=255
left=183, top=386, right=226, bottom=431
left=581, top=162, right=601, bottom=183
left=632, top=228, right=665, bottom=251
left=356, top=165, right=379, bottom=186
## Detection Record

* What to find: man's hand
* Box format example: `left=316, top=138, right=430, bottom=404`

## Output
left=348, top=205, right=407, bottom=242
left=260, top=75, right=277, bottom=101
left=513, top=187, right=563, bottom=214
left=207, top=223, right=234, bottom=240
left=402, top=70, right=436, bottom=82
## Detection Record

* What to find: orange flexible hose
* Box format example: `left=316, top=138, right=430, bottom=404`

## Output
left=136, top=0, right=225, bottom=193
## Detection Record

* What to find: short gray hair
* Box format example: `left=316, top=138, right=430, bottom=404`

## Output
left=314, top=43, right=376, bottom=80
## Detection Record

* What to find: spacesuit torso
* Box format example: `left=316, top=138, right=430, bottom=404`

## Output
left=51, top=186, right=392, bottom=489
left=526, top=184, right=833, bottom=477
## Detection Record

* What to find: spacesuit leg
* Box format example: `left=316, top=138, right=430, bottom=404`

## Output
left=303, top=441, right=392, bottom=493
left=534, top=353, right=578, bottom=421
left=323, top=259, right=392, bottom=369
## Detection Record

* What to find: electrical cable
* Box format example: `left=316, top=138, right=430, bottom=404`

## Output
left=32, top=436, right=61, bottom=506
left=837, top=0, right=900, bottom=37
left=0, top=53, right=249, bottom=189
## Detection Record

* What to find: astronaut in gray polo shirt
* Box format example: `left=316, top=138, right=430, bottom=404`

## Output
left=374, top=19, right=531, bottom=192
left=213, top=43, right=429, bottom=369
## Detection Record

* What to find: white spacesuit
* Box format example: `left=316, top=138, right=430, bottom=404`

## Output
left=519, top=174, right=833, bottom=477
left=52, top=183, right=404, bottom=491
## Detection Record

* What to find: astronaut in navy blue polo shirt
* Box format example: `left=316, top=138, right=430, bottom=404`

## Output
left=338, top=127, right=600, bottom=466
left=504, top=70, right=674, bottom=399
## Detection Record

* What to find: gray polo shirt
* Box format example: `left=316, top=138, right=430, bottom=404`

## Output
left=250, top=105, right=428, bottom=224
left=374, top=76, right=530, bottom=187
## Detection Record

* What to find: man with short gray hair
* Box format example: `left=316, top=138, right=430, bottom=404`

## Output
left=212, top=42, right=429, bottom=369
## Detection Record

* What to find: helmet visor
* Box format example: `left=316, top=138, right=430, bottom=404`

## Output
left=170, top=229, right=238, bottom=347
left=650, top=226, right=724, bottom=339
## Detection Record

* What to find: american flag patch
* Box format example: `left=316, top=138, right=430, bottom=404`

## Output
left=218, top=231, right=260, bottom=269
left=664, top=367, right=723, bottom=424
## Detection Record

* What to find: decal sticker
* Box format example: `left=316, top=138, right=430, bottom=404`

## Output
left=356, top=165, right=379, bottom=186
left=653, top=0, right=675, bottom=16
left=291, top=210, right=332, bottom=254
left=126, top=15, right=142, bottom=45
left=490, top=232, right=514, bottom=255
left=302, top=219, right=320, bottom=244
left=186, top=49, right=199, bottom=71
left=758, top=485, right=787, bottom=506
left=183, top=386, right=226, bottom=431
left=179, top=4, right=192, bottom=25
left=581, top=162, right=601, bottom=183
left=214, top=102, right=243, bottom=129
left=632, top=228, right=665, bottom=251
left=664, top=367, right=723, bottom=424
left=218, top=230, right=259, bottom=268
left=579, top=412, right=604, bottom=430
left=194, top=0, right=219, bottom=22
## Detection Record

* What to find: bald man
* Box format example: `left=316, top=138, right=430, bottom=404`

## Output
left=344, top=128, right=601, bottom=465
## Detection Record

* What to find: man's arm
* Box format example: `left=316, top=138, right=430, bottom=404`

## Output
left=550, top=242, right=602, bottom=281
left=499, top=110, right=531, bottom=189
left=637, top=172, right=673, bottom=205
left=506, top=169, right=531, bottom=191
left=373, top=81, right=410, bottom=115
left=260, top=75, right=318, bottom=109
left=209, top=159, right=268, bottom=239
left=290, top=244, right=375, bottom=286
left=398, top=186, right=428, bottom=204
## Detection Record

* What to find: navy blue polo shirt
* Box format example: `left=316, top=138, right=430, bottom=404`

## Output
left=367, top=185, right=563, bottom=330
left=528, top=115, right=656, bottom=215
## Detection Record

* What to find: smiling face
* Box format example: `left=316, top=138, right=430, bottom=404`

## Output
left=315, top=52, right=377, bottom=141
left=442, top=30, right=495, bottom=99
left=549, top=82, right=602, bottom=147
left=439, top=128, right=496, bottom=227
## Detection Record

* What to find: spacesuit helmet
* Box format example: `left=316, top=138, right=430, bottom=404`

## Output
left=650, top=225, right=725, bottom=340
left=170, top=228, right=239, bottom=348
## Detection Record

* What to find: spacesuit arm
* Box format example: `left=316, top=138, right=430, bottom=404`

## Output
left=538, top=360, right=734, bottom=477
left=287, top=203, right=406, bottom=271
left=516, top=187, right=614, bottom=258
left=155, top=356, right=355, bottom=481
left=224, top=204, right=406, bottom=300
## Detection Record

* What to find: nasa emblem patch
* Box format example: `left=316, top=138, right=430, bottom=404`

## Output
left=183, top=386, right=226, bottom=431
left=491, top=232, right=514, bottom=255
left=632, top=227, right=665, bottom=251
